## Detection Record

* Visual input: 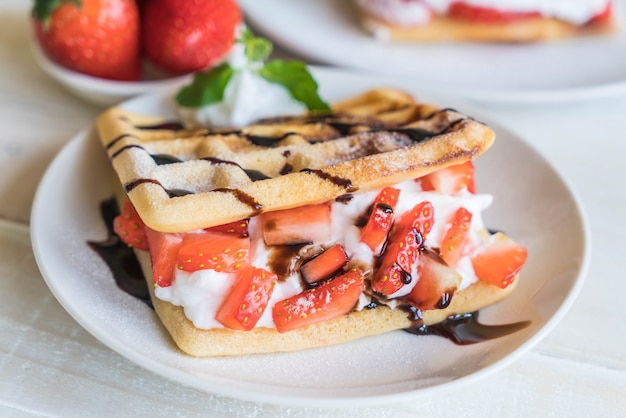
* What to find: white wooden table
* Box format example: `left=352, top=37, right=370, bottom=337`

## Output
left=1, top=1, right=625, bottom=416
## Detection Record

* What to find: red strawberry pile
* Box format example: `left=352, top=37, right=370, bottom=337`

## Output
left=31, top=0, right=242, bottom=81
left=113, top=161, right=527, bottom=333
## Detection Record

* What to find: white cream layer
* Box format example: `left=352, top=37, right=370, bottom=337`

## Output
left=357, top=0, right=610, bottom=25
left=155, top=179, right=493, bottom=330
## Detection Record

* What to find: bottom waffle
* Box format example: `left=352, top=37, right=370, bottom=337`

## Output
left=136, top=250, right=518, bottom=357
left=357, top=9, right=617, bottom=42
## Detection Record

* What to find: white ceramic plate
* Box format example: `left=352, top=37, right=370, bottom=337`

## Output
left=240, top=0, right=626, bottom=103
left=31, top=68, right=590, bottom=407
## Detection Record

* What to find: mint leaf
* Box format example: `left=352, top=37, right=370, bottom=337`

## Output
left=259, top=60, right=330, bottom=111
left=175, top=64, right=235, bottom=108
left=238, top=28, right=272, bottom=63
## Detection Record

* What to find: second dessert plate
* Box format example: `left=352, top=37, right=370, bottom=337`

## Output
left=240, top=0, right=626, bottom=103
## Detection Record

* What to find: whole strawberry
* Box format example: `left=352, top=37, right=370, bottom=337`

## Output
left=32, top=0, right=141, bottom=81
left=142, top=0, right=242, bottom=74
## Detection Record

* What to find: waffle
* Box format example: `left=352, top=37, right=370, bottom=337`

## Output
left=96, top=88, right=529, bottom=357
left=135, top=250, right=518, bottom=356
left=356, top=5, right=617, bottom=42
left=97, top=88, right=495, bottom=233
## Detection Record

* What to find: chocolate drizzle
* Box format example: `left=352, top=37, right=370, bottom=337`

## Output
left=136, top=121, right=185, bottom=131
left=110, top=144, right=145, bottom=160
left=246, top=133, right=295, bottom=147
left=301, top=168, right=356, bottom=191
left=405, top=311, right=531, bottom=345
left=214, top=188, right=263, bottom=213
left=106, top=134, right=137, bottom=150
left=124, top=178, right=193, bottom=198
left=201, top=157, right=271, bottom=182
left=87, top=198, right=152, bottom=308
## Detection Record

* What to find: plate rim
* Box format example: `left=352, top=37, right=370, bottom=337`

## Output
left=240, top=0, right=626, bottom=104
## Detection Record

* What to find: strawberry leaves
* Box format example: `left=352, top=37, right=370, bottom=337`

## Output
left=32, top=0, right=80, bottom=22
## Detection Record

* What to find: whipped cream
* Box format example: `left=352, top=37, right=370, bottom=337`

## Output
left=356, top=0, right=432, bottom=26
left=178, top=43, right=307, bottom=129
left=359, top=0, right=610, bottom=25
left=155, top=179, right=493, bottom=330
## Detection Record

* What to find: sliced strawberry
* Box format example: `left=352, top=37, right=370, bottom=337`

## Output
left=176, top=232, right=249, bottom=273
left=371, top=201, right=434, bottom=295
left=420, top=161, right=475, bottom=195
left=448, top=2, right=540, bottom=23
left=272, top=269, right=365, bottom=333
left=145, top=227, right=182, bottom=287
left=471, top=232, right=528, bottom=288
left=113, top=200, right=149, bottom=250
left=360, top=187, right=401, bottom=255
left=588, top=2, right=612, bottom=25
left=216, top=266, right=277, bottom=331
left=440, top=207, right=472, bottom=268
left=300, top=244, right=349, bottom=285
left=205, top=219, right=249, bottom=237
left=407, top=251, right=461, bottom=310
left=260, top=203, right=331, bottom=246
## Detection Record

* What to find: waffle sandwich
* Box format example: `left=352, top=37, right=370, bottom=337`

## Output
left=96, top=88, right=528, bottom=356
left=354, top=0, right=617, bottom=42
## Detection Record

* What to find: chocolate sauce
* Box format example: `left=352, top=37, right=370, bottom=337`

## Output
left=335, top=194, right=354, bottom=204
left=406, top=311, right=531, bottom=345
left=267, top=245, right=305, bottom=281
left=201, top=157, right=271, bottom=182
left=279, top=163, right=293, bottom=175
left=425, top=107, right=458, bottom=120
left=214, top=188, right=263, bottom=213
left=327, top=121, right=356, bottom=136
left=87, top=198, right=152, bottom=307
left=151, top=153, right=181, bottom=165
left=384, top=127, right=436, bottom=143
left=124, top=178, right=194, bottom=198
left=110, top=144, right=145, bottom=160
left=301, top=168, right=356, bottom=191
left=106, top=134, right=137, bottom=150
left=136, top=121, right=185, bottom=131
left=149, top=152, right=273, bottom=182
left=246, top=133, right=295, bottom=147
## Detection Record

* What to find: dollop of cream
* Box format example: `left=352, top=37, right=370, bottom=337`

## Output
left=178, top=43, right=307, bottom=129
left=358, top=0, right=610, bottom=25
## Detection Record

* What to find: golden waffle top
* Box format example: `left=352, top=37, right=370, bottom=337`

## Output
left=96, top=88, right=495, bottom=233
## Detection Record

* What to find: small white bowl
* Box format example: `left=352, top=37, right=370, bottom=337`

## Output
left=32, top=41, right=193, bottom=107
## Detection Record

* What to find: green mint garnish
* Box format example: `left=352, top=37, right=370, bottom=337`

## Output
left=260, top=60, right=330, bottom=111
left=238, top=27, right=272, bottom=63
left=175, top=63, right=234, bottom=108
left=176, top=30, right=329, bottom=111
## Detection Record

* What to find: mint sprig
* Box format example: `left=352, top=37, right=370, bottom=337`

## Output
left=176, top=31, right=329, bottom=111
left=175, top=64, right=234, bottom=108
left=260, top=60, right=330, bottom=111
left=238, top=27, right=272, bottom=63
